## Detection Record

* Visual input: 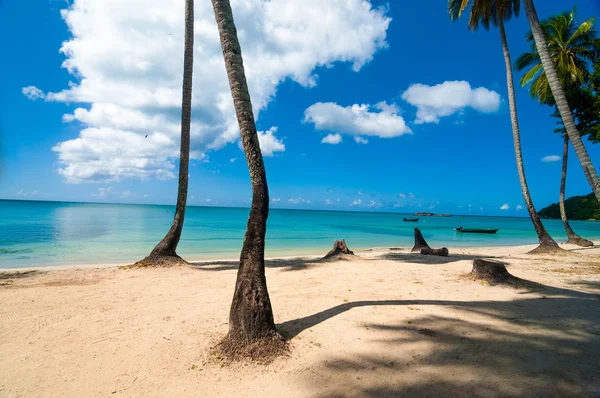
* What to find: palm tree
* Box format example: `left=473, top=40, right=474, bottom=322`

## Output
left=136, top=0, right=194, bottom=267
left=523, top=0, right=600, bottom=202
left=449, top=0, right=561, bottom=253
left=515, top=8, right=596, bottom=247
left=210, top=0, right=285, bottom=353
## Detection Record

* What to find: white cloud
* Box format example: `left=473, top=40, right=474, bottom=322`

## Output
left=541, top=155, right=561, bottom=163
left=22, top=86, right=45, bottom=101
left=500, top=203, right=510, bottom=211
left=257, top=127, right=285, bottom=157
left=401, top=81, right=501, bottom=124
left=516, top=204, right=524, bottom=211
left=325, top=199, right=334, bottom=205
left=354, top=136, right=368, bottom=144
left=272, top=198, right=280, bottom=203
left=143, top=194, right=149, bottom=198
left=409, top=192, right=415, bottom=198
left=90, top=186, right=114, bottom=198
left=351, top=199, right=363, bottom=206
left=368, top=200, right=381, bottom=208
left=305, top=101, right=411, bottom=140
left=393, top=203, right=404, bottom=208
left=121, top=190, right=133, bottom=198
left=205, top=198, right=211, bottom=202
left=230, top=158, right=237, bottom=163
left=288, top=197, right=306, bottom=204
left=398, top=193, right=406, bottom=198
left=27, top=0, right=390, bottom=183
left=357, top=191, right=364, bottom=196
left=321, top=133, right=342, bottom=144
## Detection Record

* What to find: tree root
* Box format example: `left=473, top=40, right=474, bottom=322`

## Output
left=212, top=331, right=289, bottom=364
left=566, top=237, right=594, bottom=248
left=126, top=254, right=191, bottom=269
left=527, top=244, right=567, bottom=255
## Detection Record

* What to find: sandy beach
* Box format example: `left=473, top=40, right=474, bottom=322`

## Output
left=1, top=244, right=600, bottom=397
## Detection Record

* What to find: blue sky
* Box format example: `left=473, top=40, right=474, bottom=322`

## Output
left=1, top=0, right=599, bottom=216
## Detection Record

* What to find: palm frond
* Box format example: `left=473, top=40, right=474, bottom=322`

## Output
left=514, top=51, right=540, bottom=71
left=520, top=63, right=544, bottom=87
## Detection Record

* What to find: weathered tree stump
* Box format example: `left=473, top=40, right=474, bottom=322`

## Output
left=469, top=259, right=515, bottom=284
left=421, top=247, right=449, bottom=257
left=411, top=228, right=431, bottom=253
left=323, top=239, right=356, bottom=260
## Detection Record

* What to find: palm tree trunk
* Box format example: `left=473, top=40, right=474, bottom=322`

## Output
left=560, top=135, right=593, bottom=247
left=497, top=15, right=560, bottom=253
left=211, top=0, right=280, bottom=344
left=137, top=0, right=193, bottom=266
left=523, top=0, right=600, bottom=202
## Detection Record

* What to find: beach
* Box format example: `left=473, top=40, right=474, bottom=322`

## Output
left=1, top=244, right=599, bottom=397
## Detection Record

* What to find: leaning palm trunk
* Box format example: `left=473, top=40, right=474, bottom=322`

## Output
left=497, top=15, right=560, bottom=254
left=211, top=0, right=283, bottom=352
left=136, top=0, right=194, bottom=267
left=523, top=0, right=600, bottom=202
left=560, top=135, right=593, bottom=247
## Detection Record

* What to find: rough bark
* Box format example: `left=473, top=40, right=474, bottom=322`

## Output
left=323, top=239, right=356, bottom=260
left=523, top=0, right=600, bottom=202
left=421, top=247, right=449, bottom=257
left=211, top=0, right=283, bottom=351
left=411, top=228, right=431, bottom=253
left=469, top=259, right=515, bottom=284
left=497, top=13, right=561, bottom=255
left=560, top=136, right=593, bottom=247
left=135, top=0, right=194, bottom=267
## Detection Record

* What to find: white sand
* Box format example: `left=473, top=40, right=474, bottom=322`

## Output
left=1, top=244, right=600, bottom=397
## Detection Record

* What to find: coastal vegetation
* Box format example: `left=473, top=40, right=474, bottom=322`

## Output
left=538, top=192, right=600, bottom=221
left=448, top=0, right=561, bottom=254
left=210, top=0, right=286, bottom=358
left=516, top=7, right=599, bottom=246
left=135, top=0, right=195, bottom=267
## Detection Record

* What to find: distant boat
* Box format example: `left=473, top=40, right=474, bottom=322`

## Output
left=403, top=218, right=419, bottom=222
left=455, top=226, right=499, bottom=234
left=413, top=212, right=451, bottom=217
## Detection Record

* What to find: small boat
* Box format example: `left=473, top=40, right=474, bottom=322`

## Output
left=455, top=226, right=499, bottom=234
left=403, top=218, right=419, bottom=222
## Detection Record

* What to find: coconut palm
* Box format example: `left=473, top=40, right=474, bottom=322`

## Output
left=210, top=0, right=285, bottom=353
left=137, top=0, right=194, bottom=266
left=515, top=8, right=596, bottom=247
left=522, top=0, right=600, bottom=202
left=449, top=0, right=561, bottom=253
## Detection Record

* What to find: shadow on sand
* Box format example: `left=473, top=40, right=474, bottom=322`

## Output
left=279, top=280, right=600, bottom=397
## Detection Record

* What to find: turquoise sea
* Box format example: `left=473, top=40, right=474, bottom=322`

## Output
left=2, top=199, right=600, bottom=268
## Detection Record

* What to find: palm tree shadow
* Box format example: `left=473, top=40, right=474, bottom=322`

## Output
left=285, top=284, right=600, bottom=396
left=375, top=251, right=492, bottom=264
left=192, top=256, right=355, bottom=273
left=278, top=281, right=599, bottom=339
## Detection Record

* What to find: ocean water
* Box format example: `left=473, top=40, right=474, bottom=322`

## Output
left=2, top=199, right=600, bottom=268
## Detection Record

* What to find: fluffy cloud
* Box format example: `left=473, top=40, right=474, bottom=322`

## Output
left=500, top=203, right=510, bottom=211
left=22, top=86, right=45, bottom=101
left=257, top=127, right=285, bottom=157
left=401, top=81, right=501, bottom=124
left=321, top=134, right=342, bottom=144
left=272, top=198, right=281, bottom=203
left=305, top=101, right=411, bottom=141
left=398, top=193, right=406, bottom=198
left=230, top=158, right=237, bottom=163
left=90, top=186, right=114, bottom=198
left=541, top=155, right=561, bottom=162
left=354, top=137, right=368, bottom=144
left=351, top=199, right=363, bottom=206
left=27, top=0, right=391, bottom=183
left=288, top=197, right=307, bottom=204
left=516, top=204, right=524, bottom=210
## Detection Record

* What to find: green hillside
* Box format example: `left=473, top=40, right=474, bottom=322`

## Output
left=538, top=193, right=600, bottom=220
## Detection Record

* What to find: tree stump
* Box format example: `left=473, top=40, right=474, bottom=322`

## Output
left=323, top=239, right=356, bottom=260
left=469, top=259, right=515, bottom=284
left=411, top=228, right=431, bottom=253
left=421, top=247, right=449, bottom=257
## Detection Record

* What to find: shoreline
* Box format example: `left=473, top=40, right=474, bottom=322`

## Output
left=2, top=241, right=598, bottom=272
